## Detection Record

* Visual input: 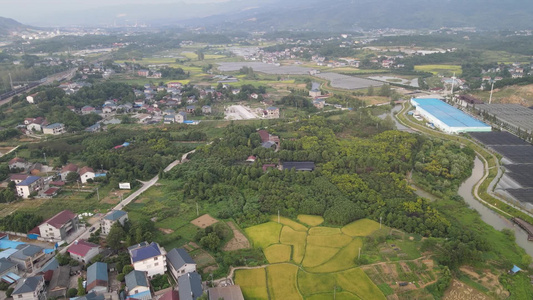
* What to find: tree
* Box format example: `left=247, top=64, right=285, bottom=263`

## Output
left=65, top=171, right=80, bottom=183
left=200, top=232, right=221, bottom=251
left=367, top=85, right=374, bottom=96
left=378, top=84, right=391, bottom=97
left=77, top=277, right=85, bottom=296
left=106, top=223, right=126, bottom=250
left=67, top=288, right=78, bottom=297
left=5, top=287, right=13, bottom=298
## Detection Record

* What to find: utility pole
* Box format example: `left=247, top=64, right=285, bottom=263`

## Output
left=358, top=247, right=361, bottom=260
left=196, top=202, right=199, bottom=216
left=333, top=285, right=336, bottom=300
left=8, top=73, right=13, bottom=90
left=96, top=187, right=100, bottom=201
left=489, top=81, right=495, bottom=104
left=278, top=210, right=280, bottom=224
left=43, top=152, right=47, bottom=164
left=380, top=216, right=382, bottom=229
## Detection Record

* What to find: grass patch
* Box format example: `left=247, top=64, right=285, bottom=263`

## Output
left=308, top=227, right=341, bottom=236
left=245, top=222, right=282, bottom=249
left=377, top=283, right=394, bottom=296
left=269, top=215, right=308, bottom=232
left=234, top=268, right=269, bottom=300
left=279, top=226, right=307, bottom=264
left=297, top=214, right=324, bottom=226
left=341, top=219, right=381, bottom=237
left=302, top=245, right=341, bottom=268
left=307, top=238, right=362, bottom=273
left=264, top=244, right=291, bottom=263
left=266, top=264, right=303, bottom=300
left=307, top=234, right=352, bottom=248
left=306, top=292, right=360, bottom=300
left=336, top=268, right=386, bottom=300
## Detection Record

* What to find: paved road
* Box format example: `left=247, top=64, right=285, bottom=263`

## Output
left=0, top=145, right=19, bottom=158
left=60, top=148, right=198, bottom=252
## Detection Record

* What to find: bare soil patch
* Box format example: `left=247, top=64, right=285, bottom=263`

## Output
left=158, top=228, right=174, bottom=234
left=459, top=266, right=509, bottom=298
left=191, top=214, right=219, bottom=228
left=101, top=190, right=129, bottom=204
left=223, top=221, right=250, bottom=251
left=443, top=279, right=490, bottom=300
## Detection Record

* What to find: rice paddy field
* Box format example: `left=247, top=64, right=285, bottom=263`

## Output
left=238, top=215, right=388, bottom=300
left=414, top=64, right=462, bottom=76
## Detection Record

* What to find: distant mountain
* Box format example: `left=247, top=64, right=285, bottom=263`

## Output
left=183, top=0, right=533, bottom=31
left=0, top=16, right=28, bottom=36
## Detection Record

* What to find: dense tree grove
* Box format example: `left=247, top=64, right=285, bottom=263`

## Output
left=0, top=212, right=43, bottom=232
left=161, top=111, right=488, bottom=268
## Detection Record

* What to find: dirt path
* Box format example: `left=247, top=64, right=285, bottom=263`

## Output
left=223, top=222, right=250, bottom=251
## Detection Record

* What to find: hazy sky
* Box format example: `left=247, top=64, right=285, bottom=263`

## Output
left=1, top=0, right=232, bottom=24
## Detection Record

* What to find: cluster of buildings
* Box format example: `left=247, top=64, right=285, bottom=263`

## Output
left=7, top=158, right=106, bottom=199
left=0, top=207, right=244, bottom=300
left=481, top=62, right=533, bottom=80
left=21, top=117, right=65, bottom=136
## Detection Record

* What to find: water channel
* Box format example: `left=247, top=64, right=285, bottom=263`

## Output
left=458, top=156, right=533, bottom=258
left=382, top=104, right=533, bottom=257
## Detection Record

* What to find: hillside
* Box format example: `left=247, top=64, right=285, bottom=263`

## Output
left=0, top=16, right=27, bottom=36
left=186, top=0, right=533, bottom=31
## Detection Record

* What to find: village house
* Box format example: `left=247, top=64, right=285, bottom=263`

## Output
left=178, top=272, right=203, bottom=300
left=166, top=248, right=196, bottom=282
left=128, top=242, right=167, bottom=278
left=86, top=262, right=108, bottom=294
left=264, top=107, right=280, bottom=119
left=208, top=286, right=245, bottom=300
left=9, top=174, right=29, bottom=184
left=176, top=112, right=187, bottom=123
left=9, top=157, right=28, bottom=170
left=0, top=258, right=18, bottom=280
left=313, top=99, right=325, bottom=109
left=60, top=163, right=78, bottom=181
left=125, top=270, right=152, bottom=300
left=257, top=130, right=280, bottom=150
left=35, top=210, right=79, bottom=241
left=159, top=290, right=179, bottom=300
left=81, top=106, right=96, bottom=115
left=48, top=266, right=70, bottom=298
left=164, top=115, right=176, bottom=124
left=202, top=105, right=212, bottom=114
left=26, top=117, right=48, bottom=132
left=79, top=166, right=96, bottom=183
left=11, top=275, right=45, bottom=300
left=43, top=123, right=65, bottom=135
left=100, top=210, right=128, bottom=235
left=9, top=244, right=45, bottom=272
left=16, top=176, right=44, bottom=198
left=186, top=106, right=196, bottom=113
left=67, top=240, right=100, bottom=263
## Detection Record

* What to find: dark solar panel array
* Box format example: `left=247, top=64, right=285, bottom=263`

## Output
left=491, top=146, right=533, bottom=164
left=505, top=162, right=533, bottom=188
left=506, top=189, right=533, bottom=204
left=469, top=132, right=530, bottom=146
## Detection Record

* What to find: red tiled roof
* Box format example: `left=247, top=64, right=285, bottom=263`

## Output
left=9, top=174, right=29, bottom=181
left=159, top=289, right=179, bottom=300
left=258, top=130, right=270, bottom=143
left=61, top=163, right=78, bottom=173
left=78, top=166, right=94, bottom=176
left=44, top=210, right=77, bottom=229
left=67, top=240, right=99, bottom=256
left=9, top=157, right=25, bottom=165
left=50, top=181, right=66, bottom=186
left=44, top=187, right=60, bottom=195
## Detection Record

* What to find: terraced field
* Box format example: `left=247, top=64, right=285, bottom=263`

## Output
left=239, top=215, right=387, bottom=300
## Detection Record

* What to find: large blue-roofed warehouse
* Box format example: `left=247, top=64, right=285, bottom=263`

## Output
left=411, top=98, right=491, bottom=134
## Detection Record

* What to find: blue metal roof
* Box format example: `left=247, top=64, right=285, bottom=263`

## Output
left=87, top=262, right=108, bottom=284
left=44, top=123, right=64, bottom=129
left=17, top=176, right=41, bottom=186
left=178, top=272, right=203, bottom=300
left=104, top=210, right=127, bottom=221
left=129, top=242, right=162, bottom=263
left=167, top=248, right=195, bottom=270
left=411, top=98, right=490, bottom=129
left=125, top=270, right=148, bottom=291
left=511, top=265, right=522, bottom=273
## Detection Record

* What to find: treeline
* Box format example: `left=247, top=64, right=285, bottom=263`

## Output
left=0, top=212, right=43, bottom=233
left=159, top=67, right=189, bottom=79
